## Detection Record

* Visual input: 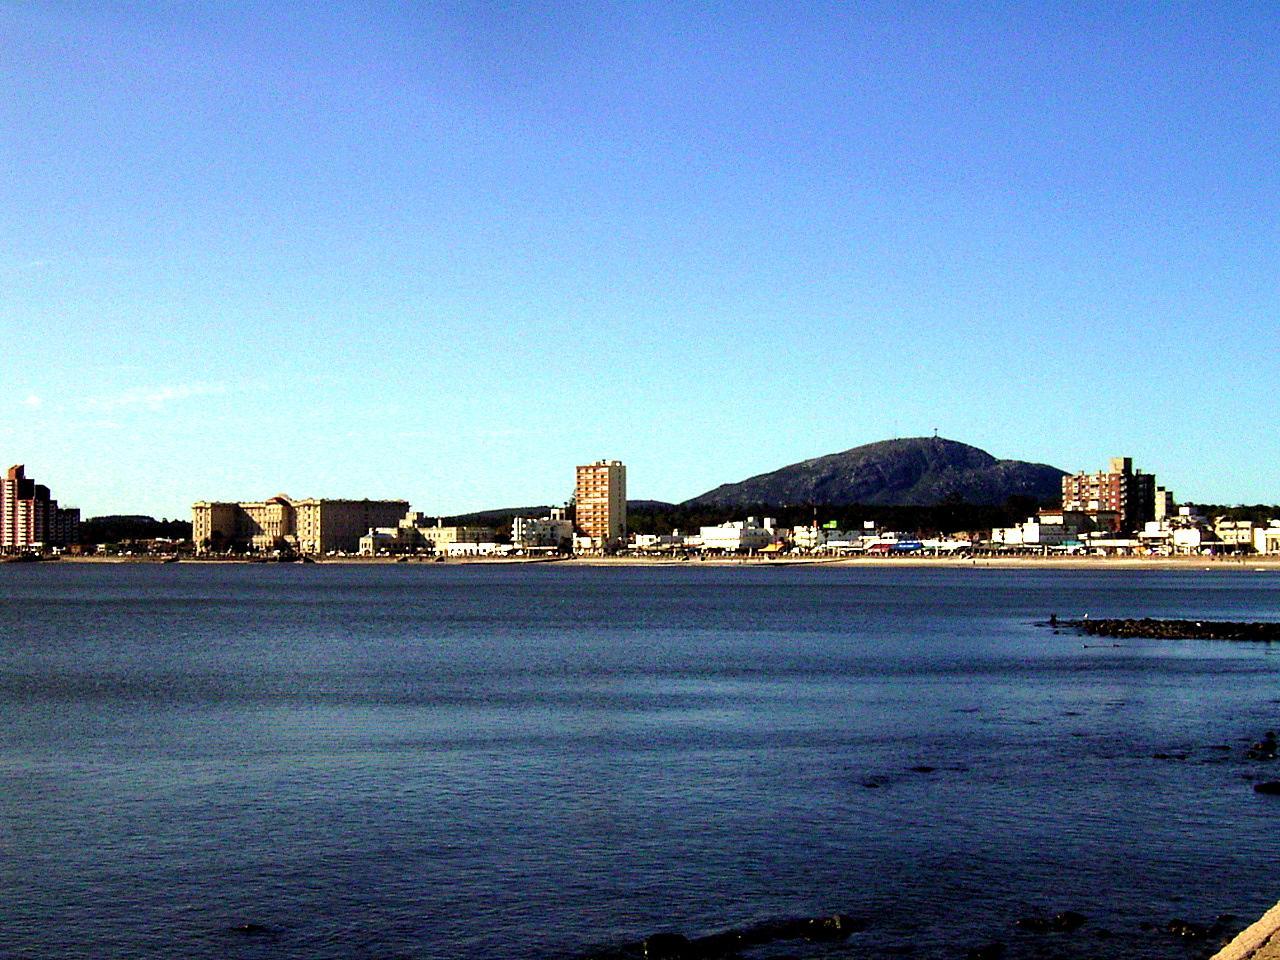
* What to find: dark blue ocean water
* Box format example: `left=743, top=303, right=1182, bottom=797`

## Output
left=3, top=563, right=1280, bottom=960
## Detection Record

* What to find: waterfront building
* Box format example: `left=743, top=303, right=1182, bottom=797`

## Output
left=1255, top=523, right=1280, bottom=555
left=699, top=517, right=781, bottom=553
left=633, top=532, right=687, bottom=552
left=193, top=496, right=408, bottom=554
left=1061, top=456, right=1156, bottom=533
left=511, top=507, right=574, bottom=551
left=1, top=464, right=80, bottom=552
left=442, top=541, right=505, bottom=557
left=358, top=513, right=497, bottom=556
left=574, top=460, right=626, bottom=547
left=358, top=511, right=427, bottom=555
left=416, top=520, right=497, bottom=554
left=1214, top=518, right=1260, bottom=553
left=792, top=522, right=865, bottom=553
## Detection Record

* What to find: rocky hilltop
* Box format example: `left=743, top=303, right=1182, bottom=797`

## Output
left=683, top=437, right=1065, bottom=507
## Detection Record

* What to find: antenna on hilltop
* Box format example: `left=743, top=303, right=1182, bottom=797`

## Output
left=933, top=427, right=939, bottom=439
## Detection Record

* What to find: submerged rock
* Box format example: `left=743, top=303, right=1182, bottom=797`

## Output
left=1015, top=911, right=1087, bottom=934
left=616, top=912, right=868, bottom=960
left=1166, top=918, right=1209, bottom=939
left=227, top=922, right=274, bottom=937
left=806, top=913, right=865, bottom=940
left=1246, top=731, right=1278, bottom=760
left=966, top=942, right=1006, bottom=960
left=1051, top=911, right=1087, bottom=932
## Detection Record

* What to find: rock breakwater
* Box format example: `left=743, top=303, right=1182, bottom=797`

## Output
left=1057, top=618, right=1280, bottom=642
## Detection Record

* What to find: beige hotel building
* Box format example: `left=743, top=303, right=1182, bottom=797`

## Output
left=574, top=459, right=626, bottom=545
left=193, top=495, right=409, bottom=555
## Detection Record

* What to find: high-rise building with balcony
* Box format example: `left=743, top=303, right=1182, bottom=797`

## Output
left=574, top=460, right=626, bottom=546
left=1061, top=456, right=1156, bottom=533
left=1, top=464, right=80, bottom=552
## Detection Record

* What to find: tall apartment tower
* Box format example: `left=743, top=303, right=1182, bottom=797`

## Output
left=574, top=460, right=627, bottom=545
left=1061, top=456, right=1156, bottom=533
left=1, top=464, right=80, bottom=551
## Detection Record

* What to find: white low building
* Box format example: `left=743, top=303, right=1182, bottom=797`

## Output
left=634, top=532, right=686, bottom=551
left=992, top=518, right=1081, bottom=547
left=792, top=524, right=862, bottom=552
left=512, top=508, right=574, bottom=550
left=1256, top=523, right=1280, bottom=554
left=699, top=517, right=781, bottom=553
left=444, top=541, right=507, bottom=557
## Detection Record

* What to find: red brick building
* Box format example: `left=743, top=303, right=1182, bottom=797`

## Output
left=1060, top=456, right=1156, bottom=533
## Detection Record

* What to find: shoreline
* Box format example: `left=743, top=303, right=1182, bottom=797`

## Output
left=42, top=554, right=1280, bottom=570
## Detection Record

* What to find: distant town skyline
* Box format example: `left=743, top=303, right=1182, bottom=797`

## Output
left=4, top=3, right=1277, bottom=516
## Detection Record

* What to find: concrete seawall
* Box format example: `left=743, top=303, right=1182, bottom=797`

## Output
left=1213, top=903, right=1280, bottom=960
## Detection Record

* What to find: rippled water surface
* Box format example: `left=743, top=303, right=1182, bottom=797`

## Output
left=3, top=563, right=1280, bottom=959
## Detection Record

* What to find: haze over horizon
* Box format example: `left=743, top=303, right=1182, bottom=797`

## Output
left=3, top=3, right=1277, bottom=517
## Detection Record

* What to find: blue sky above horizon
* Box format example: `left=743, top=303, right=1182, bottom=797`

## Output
left=2, top=1, right=1277, bottom=518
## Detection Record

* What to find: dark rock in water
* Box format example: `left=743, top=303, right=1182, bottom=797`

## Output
left=966, top=941, right=1006, bottom=960
left=909, top=765, right=937, bottom=774
left=643, top=932, right=690, bottom=959
left=1051, top=911, right=1087, bottom=932
left=736, top=918, right=798, bottom=947
left=805, top=913, right=864, bottom=941
left=683, top=930, right=741, bottom=958
left=1015, top=917, right=1052, bottom=934
left=1253, top=780, right=1280, bottom=795
left=1246, top=731, right=1278, bottom=760
left=1166, top=918, right=1209, bottom=939
left=633, top=913, right=867, bottom=959
left=1015, top=911, right=1086, bottom=935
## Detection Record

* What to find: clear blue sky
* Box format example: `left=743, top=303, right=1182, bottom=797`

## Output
left=2, top=2, right=1277, bottom=518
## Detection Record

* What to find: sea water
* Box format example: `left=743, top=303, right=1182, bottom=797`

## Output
left=2, top=563, right=1280, bottom=959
